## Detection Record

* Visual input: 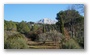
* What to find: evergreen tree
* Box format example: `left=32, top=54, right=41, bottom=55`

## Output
left=17, top=21, right=30, bottom=34
left=43, top=24, right=46, bottom=33
left=56, top=11, right=65, bottom=35
left=4, top=20, right=17, bottom=31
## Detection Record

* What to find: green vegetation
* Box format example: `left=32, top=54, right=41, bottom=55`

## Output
left=4, top=20, right=17, bottom=31
left=56, top=11, right=65, bottom=35
left=17, top=21, right=30, bottom=34
left=4, top=33, right=28, bottom=49
left=4, top=7, right=84, bottom=49
left=56, top=10, right=84, bottom=49
left=62, top=38, right=81, bottom=49
left=38, top=30, right=64, bottom=42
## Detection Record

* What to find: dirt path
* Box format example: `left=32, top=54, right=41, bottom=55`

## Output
left=27, top=40, right=60, bottom=49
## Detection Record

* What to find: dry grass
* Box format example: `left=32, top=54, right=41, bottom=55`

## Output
left=27, top=40, right=60, bottom=49
left=29, top=45, right=57, bottom=49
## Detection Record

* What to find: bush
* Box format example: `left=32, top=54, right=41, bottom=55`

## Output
left=62, top=38, right=81, bottom=49
left=38, top=30, right=64, bottom=42
left=73, top=37, right=84, bottom=48
left=4, top=33, right=28, bottom=49
left=17, top=21, right=30, bottom=34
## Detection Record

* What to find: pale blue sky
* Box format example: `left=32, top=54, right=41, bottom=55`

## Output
left=4, top=4, right=81, bottom=22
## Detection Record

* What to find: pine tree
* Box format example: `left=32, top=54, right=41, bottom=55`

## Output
left=56, top=11, right=65, bottom=35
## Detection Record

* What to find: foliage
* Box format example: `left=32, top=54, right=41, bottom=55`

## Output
left=4, top=8, right=84, bottom=49
left=56, top=9, right=84, bottom=39
left=33, top=24, right=38, bottom=31
left=38, top=30, right=64, bottom=43
left=17, top=21, right=30, bottom=34
left=4, top=20, right=17, bottom=31
left=43, top=24, right=46, bottom=33
left=4, top=33, right=28, bottom=49
left=56, top=11, right=65, bottom=35
left=62, top=38, right=81, bottom=49
left=73, top=36, right=84, bottom=48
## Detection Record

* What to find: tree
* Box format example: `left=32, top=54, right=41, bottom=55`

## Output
left=56, top=10, right=81, bottom=37
left=17, top=21, right=30, bottom=34
left=4, top=20, right=7, bottom=30
left=68, top=4, right=84, bottom=14
left=56, top=9, right=83, bottom=37
left=12, top=22, right=17, bottom=31
left=4, top=20, right=17, bottom=31
left=43, top=24, right=46, bottom=33
left=56, top=11, right=65, bottom=35
left=33, top=24, right=38, bottom=31
left=7, top=21, right=12, bottom=31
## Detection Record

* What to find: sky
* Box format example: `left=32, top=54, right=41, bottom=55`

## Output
left=4, top=4, right=80, bottom=22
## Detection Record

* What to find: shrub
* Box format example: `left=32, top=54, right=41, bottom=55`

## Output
left=62, top=38, right=81, bottom=49
left=73, top=37, right=84, bottom=48
left=17, top=21, right=30, bottom=34
left=4, top=33, right=28, bottom=49
left=38, top=30, right=64, bottom=42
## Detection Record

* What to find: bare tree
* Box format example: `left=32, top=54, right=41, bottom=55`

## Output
left=68, top=4, right=84, bottom=14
